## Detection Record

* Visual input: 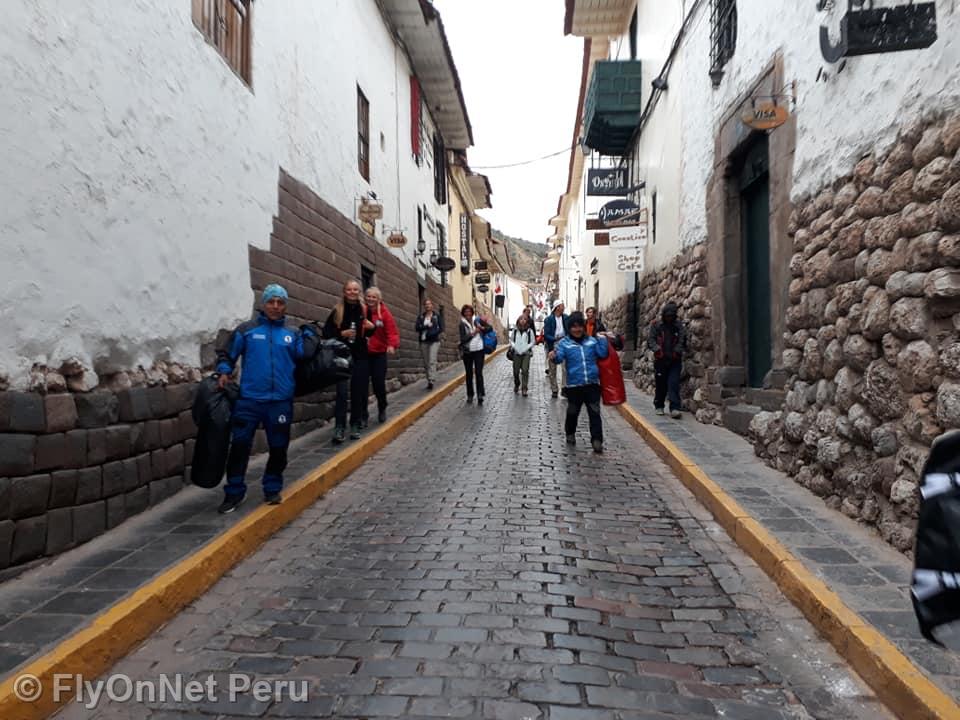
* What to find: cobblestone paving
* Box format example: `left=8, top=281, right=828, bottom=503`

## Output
left=54, top=354, right=892, bottom=720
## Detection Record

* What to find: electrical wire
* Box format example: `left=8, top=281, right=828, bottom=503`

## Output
left=470, top=146, right=571, bottom=170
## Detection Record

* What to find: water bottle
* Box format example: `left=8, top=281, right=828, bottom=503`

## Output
left=349, top=321, right=356, bottom=344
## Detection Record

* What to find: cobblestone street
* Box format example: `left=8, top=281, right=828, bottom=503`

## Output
left=55, top=355, right=892, bottom=720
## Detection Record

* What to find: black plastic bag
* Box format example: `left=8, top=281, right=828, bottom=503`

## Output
left=295, top=327, right=352, bottom=396
left=190, top=376, right=238, bottom=489
left=911, top=429, right=960, bottom=645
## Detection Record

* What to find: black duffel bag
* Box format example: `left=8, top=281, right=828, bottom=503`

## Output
left=911, top=429, right=960, bottom=645
left=190, top=375, right=239, bottom=489
left=295, top=325, right=353, bottom=396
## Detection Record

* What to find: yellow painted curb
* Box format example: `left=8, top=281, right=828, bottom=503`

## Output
left=616, top=402, right=960, bottom=720
left=0, top=349, right=505, bottom=720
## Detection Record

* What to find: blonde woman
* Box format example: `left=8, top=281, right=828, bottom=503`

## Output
left=415, top=298, right=444, bottom=389
left=364, top=286, right=400, bottom=423
left=322, top=279, right=374, bottom=442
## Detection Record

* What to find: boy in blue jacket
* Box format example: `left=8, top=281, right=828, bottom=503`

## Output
left=215, top=284, right=313, bottom=513
left=548, top=311, right=609, bottom=454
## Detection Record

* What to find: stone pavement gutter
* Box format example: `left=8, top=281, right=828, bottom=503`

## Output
left=617, top=389, right=960, bottom=720
left=0, top=349, right=505, bottom=720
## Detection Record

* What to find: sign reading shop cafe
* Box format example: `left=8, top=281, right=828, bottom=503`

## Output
left=616, top=248, right=644, bottom=273
left=587, top=167, right=629, bottom=197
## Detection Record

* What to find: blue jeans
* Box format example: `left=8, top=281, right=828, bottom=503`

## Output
left=224, top=397, right=293, bottom=498
left=654, top=361, right=682, bottom=412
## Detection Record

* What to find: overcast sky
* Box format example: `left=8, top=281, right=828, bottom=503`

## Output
left=432, top=0, right=584, bottom=246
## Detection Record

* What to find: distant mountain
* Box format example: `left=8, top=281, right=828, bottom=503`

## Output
left=492, top=228, right=548, bottom=282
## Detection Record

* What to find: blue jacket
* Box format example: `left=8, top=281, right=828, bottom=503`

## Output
left=216, top=312, right=312, bottom=402
left=543, top=313, right=570, bottom=350
left=552, top=335, right=609, bottom=387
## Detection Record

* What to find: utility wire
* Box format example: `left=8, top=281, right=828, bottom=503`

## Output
left=471, top=146, right=571, bottom=170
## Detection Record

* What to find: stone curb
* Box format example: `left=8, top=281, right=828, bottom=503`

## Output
left=0, top=348, right=504, bottom=720
left=616, top=402, right=960, bottom=720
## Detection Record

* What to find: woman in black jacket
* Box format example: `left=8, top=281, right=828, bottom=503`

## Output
left=415, top=298, right=444, bottom=390
left=458, top=305, right=491, bottom=405
left=323, top=279, right=374, bottom=442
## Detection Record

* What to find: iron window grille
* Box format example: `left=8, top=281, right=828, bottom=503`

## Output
left=358, top=87, right=370, bottom=181
left=709, top=0, right=737, bottom=85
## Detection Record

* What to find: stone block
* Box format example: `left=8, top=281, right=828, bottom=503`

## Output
left=86, top=428, right=107, bottom=466
left=136, top=452, right=152, bottom=487
left=12, top=515, right=48, bottom=564
left=73, top=501, right=106, bottom=544
left=718, top=367, right=745, bottom=387
left=106, top=494, right=126, bottom=530
left=101, top=461, right=125, bottom=498
left=130, top=422, right=148, bottom=454
left=104, top=425, right=132, bottom=462
left=44, top=394, right=78, bottom=433
left=159, top=418, right=179, bottom=448
left=0, top=477, right=9, bottom=520
left=117, top=388, right=152, bottom=422
left=35, top=431, right=86, bottom=471
left=145, top=386, right=167, bottom=419
left=165, top=444, right=185, bottom=476
left=121, top=458, right=140, bottom=492
left=10, top=474, right=51, bottom=519
left=125, top=486, right=150, bottom=516
left=2, top=392, right=46, bottom=433
left=49, top=470, right=78, bottom=509
left=0, top=520, right=13, bottom=569
left=75, top=392, right=120, bottom=428
left=167, top=383, right=197, bottom=414
left=46, top=507, right=74, bottom=555
left=0, top=434, right=36, bottom=476
left=143, top=420, right=162, bottom=451
left=166, top=475, right=185, bottom=497
left=151, top=449, right=166, bottom=480
left=178, top=410, right=196, bottom=443
left=75, top=467, right=102, bottom=504
left=149, top=479, right=170, bottom=506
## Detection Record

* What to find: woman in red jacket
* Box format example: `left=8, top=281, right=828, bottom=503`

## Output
left=364, top=286, right=400, bottom=423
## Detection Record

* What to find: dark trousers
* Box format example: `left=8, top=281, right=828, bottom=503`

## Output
left=225, top=397, right=293, bottom=498
left=565, top=384, right=603, bottom=441
left=335, top=352, right=370, bottom=428
left=462, top=350, right=485, bottom=398
left=367, top=353, right=388, bottom=413
left=654, top=360, right=682, bottom=411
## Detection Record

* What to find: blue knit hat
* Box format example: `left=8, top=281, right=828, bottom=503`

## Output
left=262, top=284, right=288, bottom=303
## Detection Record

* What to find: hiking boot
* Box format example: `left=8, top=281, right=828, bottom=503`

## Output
left=655, top=407, right=665, bottom=416
left=264, top=492, right=282, bottom=506
left=218, top=495, right=244, bottom=514
left=670, top=410, right=681, bottom=419
left=592, top=439, right=604, bottom=454
left=332, top=426, right=345, bottom=444
left=566, top=434, right=576, bottom=445
left=350, top=425, right=362, bottom=440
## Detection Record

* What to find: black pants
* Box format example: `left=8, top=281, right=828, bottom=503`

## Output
left=565, top=384, right=602, bottom=441
left=335, top=352, right=369, bottom=428
left=367, top=353, right=388, bottom=413
left=462, top=350, right=485, bottom=398
left=654, top=360, right=682, bottom=411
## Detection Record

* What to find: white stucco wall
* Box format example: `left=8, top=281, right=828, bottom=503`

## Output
left=0, top=0, right=447, bottom=388
left=680, top=0, right=960, bottom=247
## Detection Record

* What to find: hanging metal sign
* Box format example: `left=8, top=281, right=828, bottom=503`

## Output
left=742, top=102, right=790, bottom=131
left=598, top=200, right=647, bottom=229
left=819, top=1, right=937, bottom=63
left=357, top=199, right=383, bottom=223
left=387, top=232, right=407, bottom=248
left=587, top=167, right=629, bottom=196
left=477, top=284, right=490, bottom=293
left=609, top=225, right=649, bottom=247
left=615, top=248, right=644, bottom=273
left=475, top=272, right=491, bottom=285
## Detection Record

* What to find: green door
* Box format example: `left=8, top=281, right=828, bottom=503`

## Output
left=739, top=137, right=772, bottom=388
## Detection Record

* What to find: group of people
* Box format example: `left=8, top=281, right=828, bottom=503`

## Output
left=213, top=278, right=688, bottom=513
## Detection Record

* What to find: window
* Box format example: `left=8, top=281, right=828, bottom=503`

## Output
left=629, top=8, right=638, bottom=60
left=651, top=190, right=658, bottom=245
left=192, top=0, right=252, bottom=85
left=709, top=0, right=737, bottom=83
left=361, top=265, right=375, bottom=291
left=432, top=134, right=447, bottom=205
left=357, top=87, right=370, bottom=181
left=410, top=76, right=422, bottom=165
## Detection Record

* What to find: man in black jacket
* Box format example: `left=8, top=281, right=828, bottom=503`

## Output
left=647, top=301, right=687, bottom=419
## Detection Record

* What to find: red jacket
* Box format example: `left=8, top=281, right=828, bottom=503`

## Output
left=366, top=302, right=400, bottom=354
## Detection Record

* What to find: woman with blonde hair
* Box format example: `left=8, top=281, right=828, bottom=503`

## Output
left=415, top=298, right=443, bottom=389
left=364, top=286, right=400, bottom=423
left=323, top=279, right=374, bottom=443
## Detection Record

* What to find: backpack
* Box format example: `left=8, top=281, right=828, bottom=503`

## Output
left=482, top=327, right=498, bottom=354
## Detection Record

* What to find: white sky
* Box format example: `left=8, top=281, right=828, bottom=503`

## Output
left=432, top=0, right=585, bottom=246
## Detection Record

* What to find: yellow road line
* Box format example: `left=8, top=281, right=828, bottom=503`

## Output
left=617, top=402, right=960, bottom=720
left=0, top=349, right=504, bottom=720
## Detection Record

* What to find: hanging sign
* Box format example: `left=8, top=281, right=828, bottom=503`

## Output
left=433, top=256, right=457, bottom=272
left=819, top=1, right=937, bottom=63
left=475, top=272, right=491, bottom=285
left=741, top=102, right=790, bottom=131
left=387, top=232, right=407, bottom=248
left=587, top=167, right=629, bottom=196
left=477, top=284, right=490, bottom=293
left=598, top=200, right=646, bottom=229
left=474, top=260, right=488, bottom=271
left=609, top=225, right=649, bottom=247
left=358, top=199, right=383, bottom=223
left=616, top=248, right=645, bottom=273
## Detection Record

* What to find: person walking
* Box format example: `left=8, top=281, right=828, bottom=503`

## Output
left=323, top=279, right=375, bottom=442
left=510, top=315, right=536, bottom=396
left=648, top=301, right=687, bottom=419
left=459, top=305, right=491, bottom=405
left=522, top=305, right=538, bottom=335
left=549, top=311, right=609, bottom=454
left=215, top=284, right=314, bottom=512
left=584, top=307, right=607, bottom=337
left=543, top=300, right=569, bottom=397
left=415, top=298, right=443, bottom=390
left=364, top=286, right=400, bottom=424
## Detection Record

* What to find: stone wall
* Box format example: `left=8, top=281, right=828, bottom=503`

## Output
left=0, top=169, right=459, bottom=574
left=749, top=110, right=960, bottom=552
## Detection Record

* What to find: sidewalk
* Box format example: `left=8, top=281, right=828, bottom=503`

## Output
left=0, top=360, right=469, bottom=687
left=622, top=381, right=960, bottom=702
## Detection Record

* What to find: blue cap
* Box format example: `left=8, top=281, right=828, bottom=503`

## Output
left=262, top=284, right=288, bottom=303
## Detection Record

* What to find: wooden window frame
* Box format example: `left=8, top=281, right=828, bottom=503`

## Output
left=192, top=0, right=253, bottom=86
left=358, top=87, right=371, bottom=182
left=432, top=134, right=447, bottom=205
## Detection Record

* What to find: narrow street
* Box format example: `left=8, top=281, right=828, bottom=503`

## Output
left=53, top=355, right=890, bottom=720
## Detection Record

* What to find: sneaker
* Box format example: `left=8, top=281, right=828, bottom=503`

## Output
left=670, top=410, right=681, bottom=419
left=378, top=409, right=387, bottom=423
left=428, top=382, right=434, bottom=390
left=561, top=388, right=568, bottom=398
left=592, top=439, right=604, bottom=454
left=566, top=434, right=576, bottom=445
left=466, top=395, right=474, bottom=404
left=360, top=418, right=369, bottom=429
left=264, top=492, right=282, bottom=505
left=478, top=396, right=484, bottom=406
left=655, top=407, right=665, bottom=416
left=218, top=495, right=244, bottom=514
left=332, top=427, right=345, bottom=444
left=350, top=425, right=362, bottom=440
left=522, top=389, right=528, bottom=397
left=514, top=385, right=520, bottom=394
left=552, top=391, right=559, bottom=398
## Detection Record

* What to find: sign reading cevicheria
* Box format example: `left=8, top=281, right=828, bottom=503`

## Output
left=741, top=102, right=790, bottom=131
left=598, top=200, right=646, bottom=228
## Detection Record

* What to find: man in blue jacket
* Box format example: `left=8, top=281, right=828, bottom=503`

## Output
left=549, top=311, right=609, bottom=454
left=215, top=284, right=313, bottom=513
left=542, top=300, right=569, bottom=398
